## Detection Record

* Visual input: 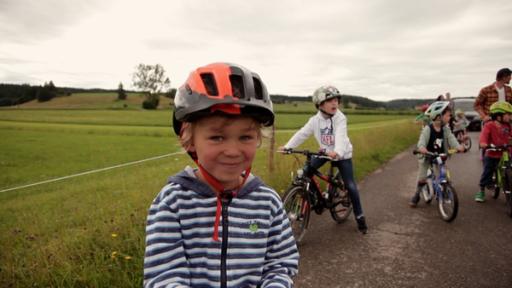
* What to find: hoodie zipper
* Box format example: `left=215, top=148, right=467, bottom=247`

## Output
left=220, top=196, right=231, bottom=288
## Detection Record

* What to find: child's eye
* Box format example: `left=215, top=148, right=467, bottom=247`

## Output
left=209, top=136, right=224, bottom=142
left=240, top=135, right=256, bottom=142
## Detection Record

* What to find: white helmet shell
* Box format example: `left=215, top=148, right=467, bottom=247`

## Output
left=312, top=85, right=341, bottom=107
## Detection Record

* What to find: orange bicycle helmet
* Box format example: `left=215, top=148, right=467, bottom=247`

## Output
left=172, top=62, right=274, bottom=135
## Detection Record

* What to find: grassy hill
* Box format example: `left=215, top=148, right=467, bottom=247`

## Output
left=15, top=92, right=174, bottom=110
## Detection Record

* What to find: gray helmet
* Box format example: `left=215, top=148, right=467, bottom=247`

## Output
left=172, top=62, right=274, bottom=135
left=312, top=85, right=342, bottom=108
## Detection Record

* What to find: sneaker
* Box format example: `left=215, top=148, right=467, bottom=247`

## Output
left=409, top=193, right=420, bottom=207
left=356, top=216, right=368, bottom=234
left=475, top=191, right=485, bottom=203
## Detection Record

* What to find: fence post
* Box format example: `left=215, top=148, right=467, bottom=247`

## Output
left=268, top=125, right=275, bottom=173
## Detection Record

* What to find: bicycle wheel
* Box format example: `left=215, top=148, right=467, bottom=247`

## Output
left=437, top=183, right=458, bottom=222
left=455, top=131, right=463, bottom=144
left=503, top=168, right=512, bottom=218
left=492, top=169, right=500, bottom=199
left=282, top=185, right=310, bottom=243
left=420, top=180, right=433, bottom=204
left=463, top=136, right=472, bottom=151
left=329, top=186, right=353, bottom=223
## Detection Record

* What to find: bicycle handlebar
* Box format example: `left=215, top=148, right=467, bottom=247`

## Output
left=279, top=148, right=336, bottom=161
left=483, top=144, right=510, bottom=152
left=412, top=149, right=459, bottom=158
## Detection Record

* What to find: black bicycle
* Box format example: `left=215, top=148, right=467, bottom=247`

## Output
left=280, top=149, right=352, bottom=244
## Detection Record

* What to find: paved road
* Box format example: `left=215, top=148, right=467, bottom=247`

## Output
left=292, top=131, right=512, bottom=288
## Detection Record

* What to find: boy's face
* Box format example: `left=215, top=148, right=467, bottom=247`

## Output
left=442, top=111, right=451, bottom=124
left=503, top=113, right=511, bottom=123
left=189, top=115, right=260, bottom=190
left=319, top=97, right=339, bottom=114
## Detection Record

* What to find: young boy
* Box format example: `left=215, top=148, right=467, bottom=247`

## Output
left=280, top=85, right=368, bottom=234
left=453, top=109, right=469, bottom=133
left=475, top=101, right=512, bottom=202
left=409, top=101, right=465, bottom=207
left=144, top=63, right=299, bottom=288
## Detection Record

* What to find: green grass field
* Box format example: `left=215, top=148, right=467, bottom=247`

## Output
left=0, top=108, right=413, bottom=130
left=0, top=107, right=419, bottom=287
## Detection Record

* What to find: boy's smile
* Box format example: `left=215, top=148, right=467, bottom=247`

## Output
left=190, top=115, right=260, bottom=190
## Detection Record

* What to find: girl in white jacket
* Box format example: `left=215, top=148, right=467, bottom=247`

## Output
left=281, top=85, right=367, bottom=234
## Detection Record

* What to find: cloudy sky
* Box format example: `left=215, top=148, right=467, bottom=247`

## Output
left=0, top=0, right=511, bottom=101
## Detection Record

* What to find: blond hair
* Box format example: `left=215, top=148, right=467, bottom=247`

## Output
left=178, top=115, right=267, bottom=152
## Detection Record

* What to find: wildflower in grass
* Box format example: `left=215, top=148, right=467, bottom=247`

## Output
left=111, top=233, right=118, bottom=238
left=111, top=251, right=118, bottom=259
left=124, top=256, right=132, bottom=260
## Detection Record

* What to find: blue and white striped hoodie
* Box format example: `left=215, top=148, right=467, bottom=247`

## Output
left=144, top=166, right=299, bottom=288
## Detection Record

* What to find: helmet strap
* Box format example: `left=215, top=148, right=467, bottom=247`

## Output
left=319, top=108, right=334, bottom=118
left=195, top=160, right=251, bottom=241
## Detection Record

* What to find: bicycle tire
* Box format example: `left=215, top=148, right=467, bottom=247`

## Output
left=503, top=168, right=512, bottom=218
left=492, top=169, right=500, bottom=199
left=329, top=187, right=352, bottom=223
left=464, top=136, right=472, bottom=151
left=437, top=183, right=458, bottom=222
left=282, top=185, right=310, bottom=244
left=420, top=180, right=433, bottom=204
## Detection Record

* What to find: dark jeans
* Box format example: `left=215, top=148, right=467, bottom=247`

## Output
left=304, top=156, right=365, bottom=218
left=479, top=156, right=500, bottom=189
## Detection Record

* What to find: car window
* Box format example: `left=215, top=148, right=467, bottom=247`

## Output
left=453, top=100, right=475, bottom=111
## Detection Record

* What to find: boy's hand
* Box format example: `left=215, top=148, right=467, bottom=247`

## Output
left=457, top=146, right=466, bottom=153
left=326, top=151, right=339, bottom=160
left=418, top=147, right=428, bottom=154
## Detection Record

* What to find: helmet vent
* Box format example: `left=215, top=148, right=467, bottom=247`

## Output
left=229, top=75, right=244, bottom=99
left=253, top=77, right=263, bottom=100
left=185, top=84, right=193, bottom=95
left=200, top=73, right=218, bottom=96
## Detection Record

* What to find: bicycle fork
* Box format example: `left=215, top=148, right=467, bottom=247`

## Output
left=435, top=166, right=450, bottom=202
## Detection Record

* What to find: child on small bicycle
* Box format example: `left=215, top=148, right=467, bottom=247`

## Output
left=409, top=101, right=465, bottom=207
left=475, top=101, right=512, bottom=202
left=414, top=103, right=430, bottom=127
left=452, top=109, right=469, bottom=139
left=143, top=63, right=299, bottom=287
left=279, top=85, right=368, bottom=234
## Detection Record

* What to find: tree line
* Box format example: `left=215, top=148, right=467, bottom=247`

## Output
left=0, top=63, right=436, bottom=110
left=0, top=81, right=136, bottom=107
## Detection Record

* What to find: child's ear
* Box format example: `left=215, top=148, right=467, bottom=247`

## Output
left=187, top=142, right=196, bottom=152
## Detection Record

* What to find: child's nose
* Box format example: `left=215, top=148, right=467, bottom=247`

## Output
left=222, top=141, right=242, bottom=156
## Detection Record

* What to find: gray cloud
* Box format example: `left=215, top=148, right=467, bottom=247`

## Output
left=0, top=0, right=105, bottom=44
left=0, top=0, right=511, bottom=100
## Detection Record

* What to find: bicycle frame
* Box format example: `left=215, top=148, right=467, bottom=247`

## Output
left=496, top=150, right=510, bottom=188
left=429, top=158, right=449, bottom=201
left=298, top=154, right=341, bottom=205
